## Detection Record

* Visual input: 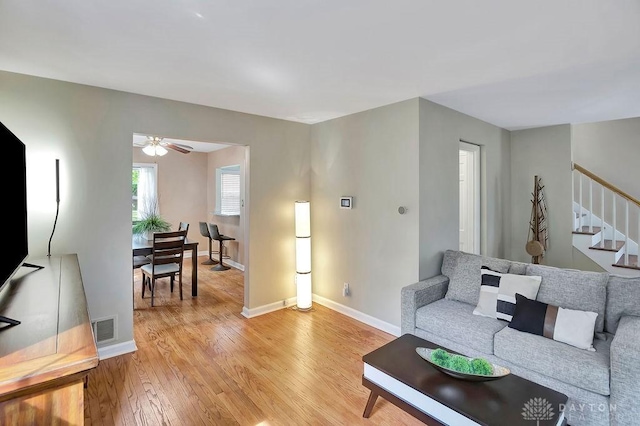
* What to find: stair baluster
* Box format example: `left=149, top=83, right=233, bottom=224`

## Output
left=625, top=201, right=629, bottom=265
left=600, top=184, right=605, bottom=248
left=589, top=179, right=593, bottom=233
left=579, top=174, right=583, bottom=230
left=612, top=193, right=617, bottom=249
left=572, top=162, right=640, bottom=273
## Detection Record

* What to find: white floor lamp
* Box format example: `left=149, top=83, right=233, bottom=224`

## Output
left=295, top=201, right=312, bottom=311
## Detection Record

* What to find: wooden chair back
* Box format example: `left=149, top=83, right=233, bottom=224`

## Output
left=151, top=230, right=187, bottom=273
left=178, top=222, right=189, bottom=233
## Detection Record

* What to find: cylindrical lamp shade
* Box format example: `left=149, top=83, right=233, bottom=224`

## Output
left=295, top=201, right=311, bottom=237
left=295, top=237, right=311, bottom=273
left=295, top=200, right=311, bottom=311
left=296, top=273, right=312, bottom=310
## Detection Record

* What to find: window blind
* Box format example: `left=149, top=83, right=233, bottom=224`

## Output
left=220, top=172, right=240, bottom=215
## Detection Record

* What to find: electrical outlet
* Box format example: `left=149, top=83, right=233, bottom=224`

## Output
left=343, top=282, right=350, bottom=297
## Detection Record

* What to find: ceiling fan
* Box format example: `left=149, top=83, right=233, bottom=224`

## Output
left=135, top=136, right=194, bottom=156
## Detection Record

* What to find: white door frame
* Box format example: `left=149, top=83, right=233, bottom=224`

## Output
left=459, top=141, right=481, bottom=254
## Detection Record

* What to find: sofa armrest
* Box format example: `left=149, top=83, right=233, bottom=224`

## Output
left=610, top=315, right=640, bottom=425
left=400, top=275, right=449, bottom=335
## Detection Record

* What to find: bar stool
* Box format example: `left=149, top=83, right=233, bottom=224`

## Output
left=208, top=224, right=235, bottom=271
left=198, top=222, right=218, bottom=265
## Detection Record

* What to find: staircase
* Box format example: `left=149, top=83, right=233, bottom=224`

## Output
left=571, top=163, right=640, bottom=276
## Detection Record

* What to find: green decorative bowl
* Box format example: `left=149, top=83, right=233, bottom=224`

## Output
left=416, top=347, right=510, bottom=382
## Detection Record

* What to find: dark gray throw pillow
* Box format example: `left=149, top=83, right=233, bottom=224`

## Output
left=445, top=252, right=512, bottom=306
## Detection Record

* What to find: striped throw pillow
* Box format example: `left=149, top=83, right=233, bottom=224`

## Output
left=509, top=293, right=598, bottom=351
left=473, top=266, right=542, bottom=322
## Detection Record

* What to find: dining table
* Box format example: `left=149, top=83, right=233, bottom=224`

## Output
left=132, top=235, right=199, bottom=297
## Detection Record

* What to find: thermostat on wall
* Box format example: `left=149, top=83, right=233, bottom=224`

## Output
left=340, top=197, right=353, bottom=209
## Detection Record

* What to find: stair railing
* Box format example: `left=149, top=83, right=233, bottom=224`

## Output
left=572, top=162, right=640, bottom=265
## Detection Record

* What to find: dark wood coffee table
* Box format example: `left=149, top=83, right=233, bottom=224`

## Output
left=362, top=334, right=568, bottom=425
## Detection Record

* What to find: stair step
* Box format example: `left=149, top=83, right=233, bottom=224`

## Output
left=572, top=226, right=601, bottom=235
left=614, top=255, right=640, bottom=270
left=589, top=240, right=625, bottom=252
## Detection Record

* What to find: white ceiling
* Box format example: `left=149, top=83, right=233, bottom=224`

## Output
left=1, top=1, right=639, bottom=130
left=132, top=134, right=229, bottom=153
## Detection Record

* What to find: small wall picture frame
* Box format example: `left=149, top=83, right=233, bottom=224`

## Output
left=340, top=196, right=353, bottom=209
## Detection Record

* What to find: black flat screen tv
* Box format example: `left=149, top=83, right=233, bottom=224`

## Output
left=0, top=121, right=28, bottom=292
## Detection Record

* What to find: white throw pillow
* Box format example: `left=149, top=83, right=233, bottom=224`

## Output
left=473, top=267, right=542, bottom=322
left=554, top=307, right=599, bottom=351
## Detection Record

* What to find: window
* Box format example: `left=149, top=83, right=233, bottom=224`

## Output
left=132, top=163, right=158, bottom=222
left=215, top=164, right=241, bottom=216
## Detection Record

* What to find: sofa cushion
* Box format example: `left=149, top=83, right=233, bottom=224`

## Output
left=415, top=299, right=508, bottom=354
left=526, top=264, right=608, bottom=336
left=441, top=249, right=459, bottom=278
left=508, top=261, right=528, bottom=275
left=444, top=251, right=512, bottom=306
left=494, top=326, right=611, bottom=396
left=605, top=274, right=640, bottom=334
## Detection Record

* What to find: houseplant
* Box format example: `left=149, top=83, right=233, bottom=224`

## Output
left=133, top=199, right=171, bottom=240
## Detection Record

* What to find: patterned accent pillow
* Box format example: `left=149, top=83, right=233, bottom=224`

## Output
left=473, top=267, right=542, bottom=322
left=509, top=294, right=598, bottom=351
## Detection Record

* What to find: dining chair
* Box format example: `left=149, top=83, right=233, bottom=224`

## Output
left=133, top=255, right=151, bottom=269
left=198, top=221, right=218, bottom=265
left=140, top=229, right=187, bottom=307
left=208, top=224, right=235, bottom=271
left=178, top=222, right=189, bottom=234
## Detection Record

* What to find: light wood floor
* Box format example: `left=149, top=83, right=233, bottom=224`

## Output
left=84, top=256, right=421, bottom=425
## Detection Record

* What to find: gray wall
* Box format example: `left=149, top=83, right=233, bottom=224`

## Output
left=207, top=145, right=246, bottom=265
left=310, top=99, right=420, bottom=327
left=510, top=125, right=574, bottom=267
left=572, top=117, right=640, bottom=200
left=1, top=70, right=310, bottom=348
left=572, top=117, right=640, bottom=244
left=418, top=99, right=511, bottom=278
left=309, top=98, right=513, bottom=328
left=132, top=147, right=210, bottom=251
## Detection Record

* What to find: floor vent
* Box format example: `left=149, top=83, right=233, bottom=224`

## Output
left=92, top=316, right=117, bottom=344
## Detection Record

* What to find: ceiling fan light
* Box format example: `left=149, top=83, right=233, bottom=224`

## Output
left=142, top=145, right=157, bottom=156
left=156, top=146, right=168, bottom=156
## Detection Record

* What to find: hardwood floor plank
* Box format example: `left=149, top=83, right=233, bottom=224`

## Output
left=86, top=257, right=421, bottom=425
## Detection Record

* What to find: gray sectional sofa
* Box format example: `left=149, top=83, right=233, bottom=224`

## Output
left=401, top=250, right=640, bottom=426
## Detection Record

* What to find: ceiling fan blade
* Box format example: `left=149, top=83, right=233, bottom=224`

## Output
left=133, top=142, right=148, bottom=147
left=164, top=143, right=191, bottom=154
left=168, top=142, right=194, bottom=150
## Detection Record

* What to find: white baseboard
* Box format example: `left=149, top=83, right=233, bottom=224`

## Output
left=312, top=294, right=401, bottom=337
left=241, top=297, right=296, bottom=318
left=240, top=294, right=401, bottom=337
left=224, top=259, right=245, bottom=271
left=196, top=250, right=245, bottom=271
left=98, top=339, right=138, bottom=360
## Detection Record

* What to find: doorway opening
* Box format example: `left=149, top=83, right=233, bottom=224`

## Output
left=459, top=141, right=480, bottom=254
left=131, top=134, right=249, bottom=312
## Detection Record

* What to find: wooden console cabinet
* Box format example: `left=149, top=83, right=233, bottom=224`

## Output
left=0, top=254, right=99, bottom=425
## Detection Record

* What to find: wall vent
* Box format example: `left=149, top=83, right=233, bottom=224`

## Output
left=91, top=316, right=117, bottom=344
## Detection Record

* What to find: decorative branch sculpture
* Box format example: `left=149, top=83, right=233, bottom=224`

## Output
left=526, top=175, right=548, bottom=264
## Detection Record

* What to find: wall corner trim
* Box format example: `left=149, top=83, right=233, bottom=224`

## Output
left=241, top=297, right=297, bottom=318
left=98, top=339, right=138, bottom=360
left=239, top=295, right=401, bottom=338
left=311, top=294, right=401, bottom=337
